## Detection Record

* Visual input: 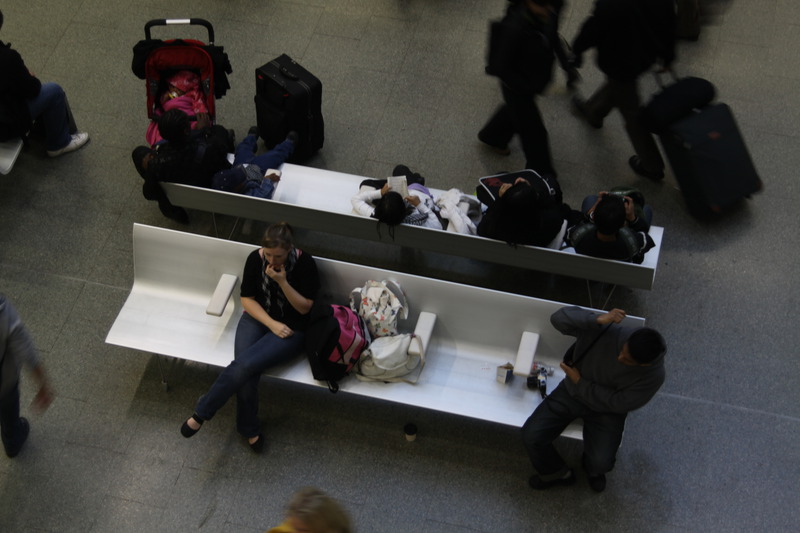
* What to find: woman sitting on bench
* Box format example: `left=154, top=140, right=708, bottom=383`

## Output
left=180, top=222, right=320, bottom=453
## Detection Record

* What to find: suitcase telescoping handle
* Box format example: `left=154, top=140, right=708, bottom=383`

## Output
left=144, top=18, right=215, bottom=44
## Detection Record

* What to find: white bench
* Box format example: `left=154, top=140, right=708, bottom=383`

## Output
left=161, top=163, right=664, bottom=290
left=105, top=223, right=647, bottom=439
left=0, top=138, right=24, bottom=175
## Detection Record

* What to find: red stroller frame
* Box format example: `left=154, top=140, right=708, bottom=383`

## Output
left=132, top=18, right=231, bottom=125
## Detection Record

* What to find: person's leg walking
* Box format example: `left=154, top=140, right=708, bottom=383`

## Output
left=507, top=89, right=556, bottom=177
left=616, top=79, right=664, bottom=175
left=0, top=385, right=25, bottom=456
left=478, top=100, right=515, bottom=153
left=583, top=80, right=616, bottom=124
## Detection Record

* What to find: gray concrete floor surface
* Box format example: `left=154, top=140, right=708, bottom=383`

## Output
left=0, top=0, right=798, bottom=531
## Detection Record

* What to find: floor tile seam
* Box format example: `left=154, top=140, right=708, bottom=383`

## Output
left=657, top=391, right=800, bottom=423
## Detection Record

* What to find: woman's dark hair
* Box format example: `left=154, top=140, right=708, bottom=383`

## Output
left=627, top=328, right=667, bottom=364
left=494, top=182, right=539, bottom=245
left=594, top=195, right=626, bottom=235
left=372, top=191, right=408, bottom=226
left=157, top=109, right=190, bottom=144
left=262, top=222, right=294, bottom=249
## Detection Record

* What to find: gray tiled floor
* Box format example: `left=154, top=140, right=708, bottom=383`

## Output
left=1, top=0, right=798, bottom=531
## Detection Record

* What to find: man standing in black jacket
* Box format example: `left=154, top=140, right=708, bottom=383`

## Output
left=479, top=0, right=561, bottom=178
left=570, top=0, right=676, bottom=180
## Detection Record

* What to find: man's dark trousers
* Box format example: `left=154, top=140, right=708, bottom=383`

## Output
left=522, top=382, right=627, bottom=478
left=479, top=84, right=556, bottom=177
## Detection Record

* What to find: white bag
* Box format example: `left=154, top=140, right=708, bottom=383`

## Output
left=350, top=279, right=408, bottom=338
left=356, top=334, right=425, bottom=384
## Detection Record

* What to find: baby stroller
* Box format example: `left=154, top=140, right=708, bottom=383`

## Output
left=131, top=18, right=232, bottom=145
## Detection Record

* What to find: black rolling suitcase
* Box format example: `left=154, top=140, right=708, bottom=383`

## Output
left=255, top=54, right=323, bottom=162
left=644, top=77, right=762, bottom=215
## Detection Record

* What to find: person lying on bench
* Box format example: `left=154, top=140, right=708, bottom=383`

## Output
left=352, top=164, right=443, bottom=230
left=181, top=222, right=320, bottom=453
left=209, top=126, right=296, bottom=199
left=565, top=191, right=654, bottom=264
left=351, top=164, right=480, bottom=234
left=477, top=174, right=567, bottom=247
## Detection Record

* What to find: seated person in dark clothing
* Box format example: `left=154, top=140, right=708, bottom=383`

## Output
left=132, top=112, right=296, bottom=221
left=565, top=191, right=654, bottom=263
left=132, top=109, right=233, bottom=222
left=477, top=175, right=566, bottom=247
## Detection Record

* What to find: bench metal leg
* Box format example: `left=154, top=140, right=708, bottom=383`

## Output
left=586, top=280, right=617, bottom=310
left=155, top=354, right=171, bottom=391
left=211, top=212, right=242, bottom=240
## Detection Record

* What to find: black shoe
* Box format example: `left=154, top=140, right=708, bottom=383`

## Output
left=571, top=96, right=603, bottom=129
left=628, top=155, right=664, bottom=181
left=477, top=133, right=511, bottom=156
left=247, top=126, right=259, bottom=137
left=5, top=418, right=30, bottom=458
left=528, top=469, right=576, bottom=490
left=248, top=433, right=265, bottom=454
left=286, top=131, right=299, bottom=145
left=588, top=473, right=607, bottom=493
left=180, top=414, right=203, bottom=438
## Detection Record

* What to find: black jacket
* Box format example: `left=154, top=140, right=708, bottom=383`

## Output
left=572, top=0, right=676, bottom=81
left=488, top=3, right=556, bottom=96
left=0, top=40, right=41, bottom=140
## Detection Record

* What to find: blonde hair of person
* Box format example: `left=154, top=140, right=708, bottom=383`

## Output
left=286, top=487, right=352, bottom=533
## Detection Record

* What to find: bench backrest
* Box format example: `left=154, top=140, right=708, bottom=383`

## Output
left=161, top=163, right=663, bottom=289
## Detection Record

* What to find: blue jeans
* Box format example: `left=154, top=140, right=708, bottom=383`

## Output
left=194, top=313, right=304, bottom=438
left=26, top=82, right=72, bottom=151
left=233, top=134, right=294, bottom=171
left=521, top=382, right=627, bottom=480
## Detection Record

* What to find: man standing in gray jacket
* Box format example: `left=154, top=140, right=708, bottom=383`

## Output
left=1, top=294, right=54, bottom=458
left=522, top=306, right=666, bottom=492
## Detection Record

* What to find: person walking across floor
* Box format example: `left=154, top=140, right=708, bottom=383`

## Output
left=0, top=10, right=89, bottom=156
left=1, top=294, right=55, bottom=458
left=522, top=306, right=666, bottom=492
left=569, top=0, right=676, bottom=180
left=479, top=0, right=562, bottom=178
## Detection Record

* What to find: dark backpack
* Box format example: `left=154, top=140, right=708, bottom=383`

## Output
left=305, top=303, right=370, bottom=393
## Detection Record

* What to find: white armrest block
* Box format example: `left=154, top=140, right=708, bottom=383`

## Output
left=0, top=138, right=24, bottom=175
left=409, top=312, right=437, bottom=356
left=206, top=274, right=238, bottom=317
left=513, top=331, right=540, bottom=377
